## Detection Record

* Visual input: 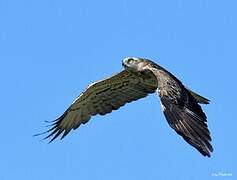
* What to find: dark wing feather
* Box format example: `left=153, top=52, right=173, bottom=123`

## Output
left=151, top=66, right=213, bottom=157
left=160, top=90, right=213, bottom=157
left=42, top=70, right=158, bottom=142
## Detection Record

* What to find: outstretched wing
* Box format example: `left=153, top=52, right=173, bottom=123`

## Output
left=42, top=69, right=158, bottom=142
left=159, top=86, right=213, bottom=157
left=153, top=68, right=213, bottom=157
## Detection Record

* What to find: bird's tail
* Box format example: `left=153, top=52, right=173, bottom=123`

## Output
left=186, top=88, right=210, bottom=104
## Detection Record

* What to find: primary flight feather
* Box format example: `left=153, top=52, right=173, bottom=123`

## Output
left=38, top=57, right=213, bottom=157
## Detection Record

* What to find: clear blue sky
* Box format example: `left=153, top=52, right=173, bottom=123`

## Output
left=0, top=0, right=236, bottom=179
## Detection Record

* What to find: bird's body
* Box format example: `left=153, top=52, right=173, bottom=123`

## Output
left=39, top=57, right=213, bottom=157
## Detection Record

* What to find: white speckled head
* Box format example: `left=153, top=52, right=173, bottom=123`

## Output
left=122, top=57, right=143, bottom=69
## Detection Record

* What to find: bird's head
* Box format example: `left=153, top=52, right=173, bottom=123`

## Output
left=122, top=57, right=148, bottom=71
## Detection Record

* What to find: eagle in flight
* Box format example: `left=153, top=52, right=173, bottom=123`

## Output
left=39, top=57, right=213, bottom=157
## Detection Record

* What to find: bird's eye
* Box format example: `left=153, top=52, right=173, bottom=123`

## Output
left=127, top=58, right=134, bottom=64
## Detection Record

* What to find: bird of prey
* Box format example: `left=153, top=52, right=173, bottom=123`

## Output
left=39, top=57, right=213, bottom=157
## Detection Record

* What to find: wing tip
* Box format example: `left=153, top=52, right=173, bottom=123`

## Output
left=35, top=111, right=71, bottom=143
left=199, top=146, right=213, bottom=158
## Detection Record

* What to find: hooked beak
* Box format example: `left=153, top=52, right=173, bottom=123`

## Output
left=122, top=60, right=127, bottom=68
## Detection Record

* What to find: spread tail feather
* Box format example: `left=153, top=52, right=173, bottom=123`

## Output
left=186, top=88, right=210, bottom=104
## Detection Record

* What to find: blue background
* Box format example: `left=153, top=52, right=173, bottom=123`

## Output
left=0, top=0, right=236, bottom=179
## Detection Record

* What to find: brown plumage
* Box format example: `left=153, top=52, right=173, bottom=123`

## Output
left=37, top=57, right=213, bottom=157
